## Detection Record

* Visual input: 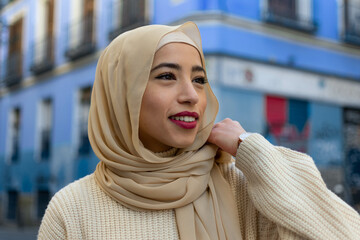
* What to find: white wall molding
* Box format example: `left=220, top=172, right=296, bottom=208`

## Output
left=207, top=55, right=360, bottom=107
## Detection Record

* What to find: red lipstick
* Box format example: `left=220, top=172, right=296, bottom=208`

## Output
left=169, top=111, right=199, bottom=129
left=172, top=111, right=199, bottom=118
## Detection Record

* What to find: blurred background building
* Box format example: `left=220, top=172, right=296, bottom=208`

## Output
left=0, top=0, right=359, bottom=227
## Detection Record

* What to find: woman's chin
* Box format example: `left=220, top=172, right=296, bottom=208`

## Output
left=169, top=138, right=196, bottom=149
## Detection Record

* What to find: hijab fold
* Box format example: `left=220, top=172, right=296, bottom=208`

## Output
left=89, top=22, right=242, bottom=239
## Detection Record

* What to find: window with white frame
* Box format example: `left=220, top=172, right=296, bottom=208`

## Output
left=68, top=0, right=95, bottom=51
left=31, top=0, right=55, bottom=74
left=7, top=107, right=21, bottom=163
left=5, top=17, right=23, bottom=86
left=263, top=0, right=315, bottom=32
left=109, top=0, right=147, bottom=39
left=78, top=86, right=92, bottom=155
left=343, top=0, right=360, bottom=44
left=36, top=98, right=53, bottom=161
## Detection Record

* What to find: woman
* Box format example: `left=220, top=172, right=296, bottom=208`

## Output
left=38, top=22, right=360, bottom=239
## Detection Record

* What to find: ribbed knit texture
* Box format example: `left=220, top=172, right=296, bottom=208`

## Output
left=38, top=134, right=360, bottom=239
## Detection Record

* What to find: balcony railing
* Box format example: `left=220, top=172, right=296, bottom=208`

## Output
left=263, top=0, right=316, bottom=33
left=30, top=36, right=55, bottom=75
left=344, top=3, right=360, bottom=45
left=108, top=0, right=147, bottom=40
left=1, top=51, right=22, bottom=88
left=65, top=14, right=96, bottom=61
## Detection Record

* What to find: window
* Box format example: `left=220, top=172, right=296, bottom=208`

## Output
left=37, top=98, right=53, bottom=161
left=8, top=107, right=21, bottom=163
left=65, top=0, right=96, bottom=60
left=263, top=0, right=316, bottom=33
left=269, top=0, right=296, bottom=20
left=343, top=0, right=360, bottom=45
left=37, top=189, right=50, bottom=218
left=31, top=0, right=55, bottom=75
left=109, top=0, right=147, bottom=40
left=6, top=189, right=18, bottom=221
left=78, top=86, right=92, bottom=155
left=5, top=17, right=23, bottom=87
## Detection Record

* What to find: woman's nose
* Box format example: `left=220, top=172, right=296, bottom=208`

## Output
left=178, top=80, right=199, bottom=105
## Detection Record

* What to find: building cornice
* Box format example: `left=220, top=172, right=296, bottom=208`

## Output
left=170, top=12, right=360, bottom=57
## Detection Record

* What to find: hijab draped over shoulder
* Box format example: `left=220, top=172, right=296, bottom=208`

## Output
left=89, top=22, right=241, bottom=239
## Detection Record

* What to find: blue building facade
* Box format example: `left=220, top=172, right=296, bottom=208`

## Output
left=0, top=0, right=359, bottom=225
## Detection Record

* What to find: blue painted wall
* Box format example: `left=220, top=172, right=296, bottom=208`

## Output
left=222, top=0, right=261, bottom=20
left=153, top=0, right=261, bottom=23
left=199, top=24, right=360, bottom=79
left=153, top=0, right=360, bottom=79
left=315, top=0, right=340, bottom=40
left=308, top=103, right=343, bottom=166
left=0, top=60, right=97, bottom=192
left=216, top=86, right=264, bottom=133
left=153, top=0, right=202, bottom=24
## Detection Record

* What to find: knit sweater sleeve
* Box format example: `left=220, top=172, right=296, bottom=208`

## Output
left=233, top=133, right=360, bottom=240
left=37, top=191, right=67, bottom=240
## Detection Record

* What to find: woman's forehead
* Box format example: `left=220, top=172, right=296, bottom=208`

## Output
left=152, top=43, right=203, bottom=67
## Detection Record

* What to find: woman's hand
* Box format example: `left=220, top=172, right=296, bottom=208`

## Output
left=208, top=118, right=246, bottom=156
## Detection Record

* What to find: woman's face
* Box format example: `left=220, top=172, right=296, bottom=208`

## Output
left=139, top=42, right=208, bottom=152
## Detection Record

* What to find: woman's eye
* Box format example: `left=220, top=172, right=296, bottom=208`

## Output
left=193, top=77, right=208, bottom=85
left=155, top=73, right=176, bottom=80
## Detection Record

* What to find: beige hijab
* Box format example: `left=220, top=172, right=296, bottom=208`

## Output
left=89, top=22, right=241, bottom=239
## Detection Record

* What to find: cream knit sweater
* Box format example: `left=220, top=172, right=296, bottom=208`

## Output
left=38, top=134, right=360, bottom=239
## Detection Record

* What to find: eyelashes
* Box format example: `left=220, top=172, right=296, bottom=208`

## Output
left=155, top=72, right=176, bottom=80
left=155, top=72, right=208, bottom=85
left=193, top=77, right=208, bottom=85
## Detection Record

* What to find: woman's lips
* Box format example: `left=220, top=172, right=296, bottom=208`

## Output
left=169, top=118, right=197, bottom=129
left=169, top=111, right=199, bottom=129
left=172, top=111, right=199, bottom=118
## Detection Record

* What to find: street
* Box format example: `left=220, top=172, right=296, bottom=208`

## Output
left=0, top=226, right=38, bottom=240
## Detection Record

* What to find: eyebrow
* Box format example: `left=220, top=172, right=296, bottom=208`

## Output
left=192, top=65, right=206, bottom=74
left=151, top=62, right=205, bottom=74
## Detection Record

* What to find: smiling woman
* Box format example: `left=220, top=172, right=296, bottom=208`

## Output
left=38, top=22, right=360, bottom=240
left=139, top=42, right=207, bottom=152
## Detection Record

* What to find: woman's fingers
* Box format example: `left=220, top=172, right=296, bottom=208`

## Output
left=208, top=118, right=246, bottom=156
